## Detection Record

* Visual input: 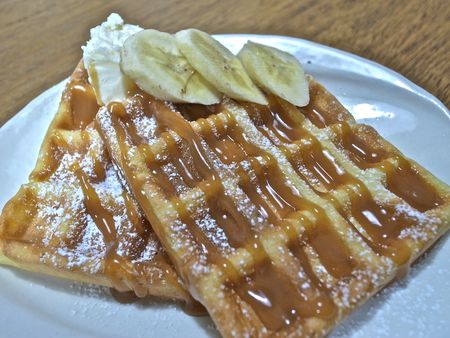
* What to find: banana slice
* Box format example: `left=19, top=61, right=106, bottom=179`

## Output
left=175, top=29, right=268, bottom=105
left=120, top=29, right=221, bottom=104
left=238, top=41, right=309, bottom=107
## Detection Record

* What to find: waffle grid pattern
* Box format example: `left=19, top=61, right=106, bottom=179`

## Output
left=0, top=63, right=187, bottom=301
left=97, top=79, right=450, bottom=337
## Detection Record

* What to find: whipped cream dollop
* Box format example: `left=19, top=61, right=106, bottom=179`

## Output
left=82, top=13, right=142, bottom=105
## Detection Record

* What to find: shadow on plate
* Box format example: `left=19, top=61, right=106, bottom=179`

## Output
left=1, top=266, right=219, bottom=337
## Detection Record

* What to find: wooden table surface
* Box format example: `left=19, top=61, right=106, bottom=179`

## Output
left=0, top=0, right=448, bottom=127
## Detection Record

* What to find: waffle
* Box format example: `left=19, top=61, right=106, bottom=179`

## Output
left=97, top=76, right=450, bottom=337
left=0, top=62, right=189, bottom=301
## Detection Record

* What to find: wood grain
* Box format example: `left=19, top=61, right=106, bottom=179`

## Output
left=0, top=0, right=448, bottom=127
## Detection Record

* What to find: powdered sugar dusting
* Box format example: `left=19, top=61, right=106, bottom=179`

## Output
left=95, top=76, right=450, bottom=337
left=33, top=125, right=166, bottom=285
left=331, top=235, right=450, bottom=337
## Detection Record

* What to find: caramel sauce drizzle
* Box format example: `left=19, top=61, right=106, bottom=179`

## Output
left=108, top=107, right=188, bottom=302
left=235, top=166, right=280, bottom=223
left=109, top=289, right=140, bottom=304
left=150, top=101, right=264, bottom=250
left=9, top=77, right=162, bottom=297
left=235, top=159, right=339, bottom=319
left=297, top=87, right=345, bottom=128
left=295, top=138, right=348, bottom=191
left=204, top=181, right=255, bottom=248
left=292, top=140, right=413, bottom=266
left=150, top=102, right=256, bottom=250
left=299, top=105, right=328, bottom=129
left=109, top=102, right=164, bottom=203
left=75, top=168, right=116, bottom=244
left=249, top=157, right=297, bottom=217
left=332, top=122, right=442, bottom=212
left=288, top=241, right=338, bottom=318
left=75, top=160, right=154, bottom=295
left=109, top=102, right=179, bottom=200
left=162, top=133, right=203, bottom=188
left=140, top=143, right=179, bottom=198
left=171, top=197, right=238, bottom=278
left=243, top=95, right=307, bottom=143
left=380, top=157, right=443, bottom=212
left=74, top=166, right=128, bottom=291
left=110, top=97, right=317, bottom=331
left=31, top=83, right=99, bottom=182
left=335, top=122, right=387, bottom=169
left=236, top=258, right=313, bottom=327
left=197, top=113, right=263, bottom=164
left=335, top=123, right=443, bottom=212
left=243, top=101, right=355, bottom=276
left=107, top=91, right=442, bottom=329
left=150, top=101, right=216, bottom=181
left=344, top=183, right=412, bottom=265
left=251, top=156, right=355, bottom=279
left=92, top=157, right=106, bottom=181
left=69, top=84, right=100, bottom=130
left=122, top=190, right=150, bottom=251
left=109, top=101, right=236, bottom=268
left=195, top=113, right=340, bottom=319
left=68, top=103, right=158, bottom=295
left=244, top=97, right=443, bottom=271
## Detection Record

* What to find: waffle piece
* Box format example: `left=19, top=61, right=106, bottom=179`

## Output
left=97, top=77, right=450, bottom=337
left=0, top=62, right=189, bottom=301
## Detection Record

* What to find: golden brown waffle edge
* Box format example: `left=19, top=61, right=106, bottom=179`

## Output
left=0, top=61, right=189, bottom=302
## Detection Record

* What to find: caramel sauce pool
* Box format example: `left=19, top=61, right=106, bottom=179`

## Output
left=70, top=84, right=99, bottom=129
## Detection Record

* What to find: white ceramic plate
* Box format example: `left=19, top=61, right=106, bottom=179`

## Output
left=0, top=35, right=449, bottom=338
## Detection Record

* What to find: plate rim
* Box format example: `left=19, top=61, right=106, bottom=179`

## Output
left=214, top=34, right=449, bottom=119
left=1, top=34, right=449, bottom=135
